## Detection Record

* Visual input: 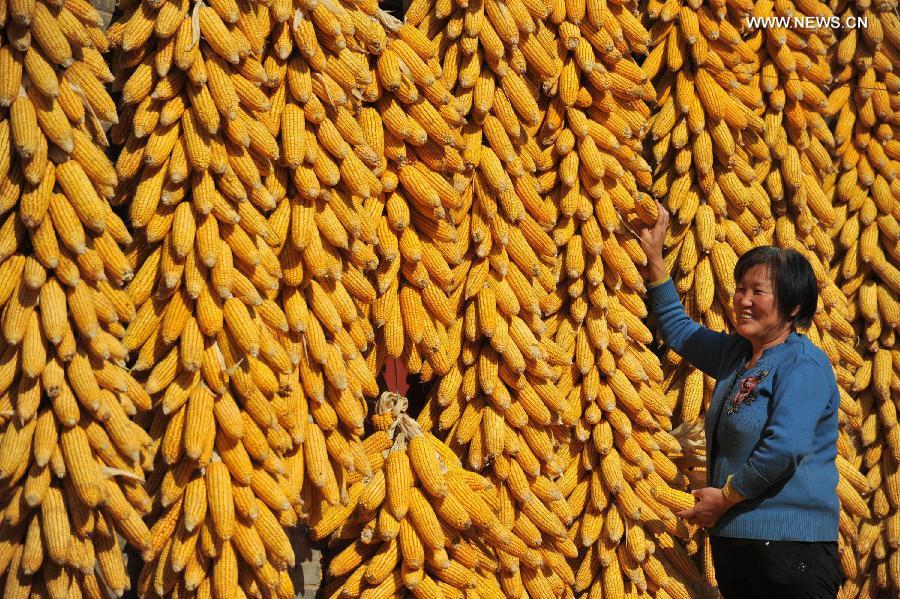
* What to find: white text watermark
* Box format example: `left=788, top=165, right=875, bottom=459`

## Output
left=745, top=15, right=869, bottom=29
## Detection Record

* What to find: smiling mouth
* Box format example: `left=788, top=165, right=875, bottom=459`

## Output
left=739, top=313, right=754, bottom=320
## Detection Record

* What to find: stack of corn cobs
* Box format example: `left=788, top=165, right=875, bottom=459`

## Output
left=0, top=0, right=895, bottom=592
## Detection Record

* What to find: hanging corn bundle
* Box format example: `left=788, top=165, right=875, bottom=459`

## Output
left=320, top=392, right=570, bottom=598
left=362, top=8, right=473, bottom=387
left=825, top=2, right=900, bottom=595
left=263, top=0, right=405, bottom=550
left=0, top=0, right=155, bottom=596
left=106, top=0, right=318, bottom=594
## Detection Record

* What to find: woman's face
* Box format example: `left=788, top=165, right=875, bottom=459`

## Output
left=732, top=264, right=791, bottom=344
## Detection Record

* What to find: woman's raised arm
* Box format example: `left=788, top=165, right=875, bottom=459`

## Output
left=638, top=202, right=745, bottom=379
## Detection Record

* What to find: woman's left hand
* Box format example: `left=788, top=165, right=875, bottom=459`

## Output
left=675, top=487, right=734, bottom=528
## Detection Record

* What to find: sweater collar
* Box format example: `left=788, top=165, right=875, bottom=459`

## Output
left=742, top=331, right=802, bottom=368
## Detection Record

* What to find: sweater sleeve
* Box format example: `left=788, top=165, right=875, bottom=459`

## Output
left=647, top=279, right=744, bottom=379
left=730, top=355, right=837, bottom=499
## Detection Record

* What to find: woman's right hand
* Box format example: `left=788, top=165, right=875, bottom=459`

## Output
left=637, top=201, right=669, bottom=282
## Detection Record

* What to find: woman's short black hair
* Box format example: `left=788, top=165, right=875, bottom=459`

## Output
left=733, top=246, right=818, bottom=329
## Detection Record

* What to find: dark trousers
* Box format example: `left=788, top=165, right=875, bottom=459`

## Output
left=710, top=536, right=843, bottom=599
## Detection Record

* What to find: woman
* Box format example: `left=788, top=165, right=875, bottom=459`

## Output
left=639, top=204, right=843, bottom=598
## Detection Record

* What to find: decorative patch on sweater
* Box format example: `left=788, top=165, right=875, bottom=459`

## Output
left=727, top=370, right=770, bottom=415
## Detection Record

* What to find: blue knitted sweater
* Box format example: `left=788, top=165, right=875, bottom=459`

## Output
left=648, top=280, right=840, bottom=542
